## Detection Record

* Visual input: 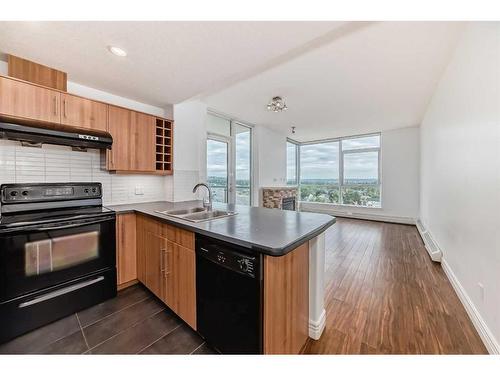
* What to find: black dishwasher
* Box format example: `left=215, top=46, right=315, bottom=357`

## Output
left=196, top=234, right=263, bottom=354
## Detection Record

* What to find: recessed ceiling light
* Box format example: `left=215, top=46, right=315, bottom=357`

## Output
left=108, top=46, right=127, bottom=57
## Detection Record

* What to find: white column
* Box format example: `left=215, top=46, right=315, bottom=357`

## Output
left=308, top=233, right=326, bottom=340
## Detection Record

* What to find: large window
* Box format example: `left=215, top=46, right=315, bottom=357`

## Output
left=341, top=135, right=380, bottom=207
left=206, top=113, right=252, bottom=205
left=298, top=134, right=381, bottom=208
left=300, top=142, right=340, bottom=203
left=286, top=141, right=298, bottom=185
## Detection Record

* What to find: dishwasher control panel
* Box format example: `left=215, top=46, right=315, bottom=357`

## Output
left=197, top=236, right=260, bottom=279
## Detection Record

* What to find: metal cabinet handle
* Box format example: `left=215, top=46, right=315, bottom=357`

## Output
left=160, top=248, right=166, bottom=275
left=165, top=252, right=172, bottom=277
left=63, top=99, right=67, bottom=118
left=53, top=96, right=57, bottom=116
left=109, top=149, right=114, bottom=168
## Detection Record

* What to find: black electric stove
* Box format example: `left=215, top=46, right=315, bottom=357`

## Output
left=0, top=182, right=117, bottom=344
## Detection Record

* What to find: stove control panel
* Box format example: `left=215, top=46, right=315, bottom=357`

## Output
left=1, top=183, right=102, bottom=203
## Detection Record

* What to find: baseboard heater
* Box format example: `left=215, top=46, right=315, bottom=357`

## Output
left=416, top=219, right=442, bottom=262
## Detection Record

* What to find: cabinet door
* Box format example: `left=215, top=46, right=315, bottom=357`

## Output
left=107, top=106, right=155, bottom=172
left=107, top=105, right=133, bottom=171
left=165, top=241, right=196, bottom=329
left=116, top=213, right=137, bottom=285
left=60, top=93, right=107, bottom=131
left=132, top=112, right=156, bottom=172
left=173, top=244, right=196, bottom=329
left=145, top=233, right=166, bottom=300
left=0, top=76, right=60, bottom=124
left=136, top=216, right=146, bottom=285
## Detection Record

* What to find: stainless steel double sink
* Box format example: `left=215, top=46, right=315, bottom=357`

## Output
left=155, top=207, right=237, bottom=222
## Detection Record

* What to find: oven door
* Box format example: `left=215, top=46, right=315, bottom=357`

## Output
left=0, top=214, right=116, bottom=302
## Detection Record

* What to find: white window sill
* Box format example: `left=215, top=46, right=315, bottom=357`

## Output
left=299, top=201, right=383, bottom=210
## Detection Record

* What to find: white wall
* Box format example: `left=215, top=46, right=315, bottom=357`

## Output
left=171, top=100, right=208, bottom=202
left=252, top=125, right=287, bottom=205
left=0, top=60, right=172, bottom=205
left=420, top=22, right=500, bottom=352
left=301, top=126, right=420, bottom=223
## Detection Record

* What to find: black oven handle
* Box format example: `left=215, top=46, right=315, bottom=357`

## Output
left=0, top=215, right=116, bottom=234
left=32, top=216, right=115, bottom=231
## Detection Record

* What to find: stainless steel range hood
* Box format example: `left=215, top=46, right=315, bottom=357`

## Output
left=0, top=122, right=113, bottom=149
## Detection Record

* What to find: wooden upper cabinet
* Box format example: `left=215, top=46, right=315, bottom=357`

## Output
left=107, top=105, right=155, bottom=172
left=107, top=105, right=133, bottom=171
left=132, top=112, right=156, bottom=171
left=0, top=76, right=60, bottom=124
left=60, top=93, right=107, bottom=132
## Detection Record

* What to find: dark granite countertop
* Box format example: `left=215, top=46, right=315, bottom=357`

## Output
left=106, top=200, right=336, bottom=256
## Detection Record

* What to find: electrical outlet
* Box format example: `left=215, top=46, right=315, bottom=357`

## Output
left=478, top=282, right=485, bottom=302
left=135, top=186, right=144, bottom=195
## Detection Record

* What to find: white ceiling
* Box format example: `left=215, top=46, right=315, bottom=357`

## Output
left=0, top=21, right=464, bottom=141
left=0, top=21, right=342, bottom=106
left=203, top=22, right=464, bottom=141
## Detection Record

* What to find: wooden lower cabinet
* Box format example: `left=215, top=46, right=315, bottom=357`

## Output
left=132, top=213, right=310, bottom=353
left=263, top=242, right=310, bottom=354
left=164, top=241, right=196, bottom=329
left=136, top=214, right=196, bottom=329
left=116, top=213, right=137, bottom=286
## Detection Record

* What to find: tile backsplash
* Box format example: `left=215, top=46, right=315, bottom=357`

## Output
left=0, top=139, right=168, bottom=205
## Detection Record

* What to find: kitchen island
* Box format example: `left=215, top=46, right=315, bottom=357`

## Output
left=108, top=200, right=336, bottom=354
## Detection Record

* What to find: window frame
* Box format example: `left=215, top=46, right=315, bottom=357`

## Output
left=339, top=135, right=381, bottom=207
left=297, top=132, right=382, bottom=208
left=206, top=111, right=254, bottom=206
left=286, top=138, right=299, bottom=186
left=206, top=134, right=231, bottom=204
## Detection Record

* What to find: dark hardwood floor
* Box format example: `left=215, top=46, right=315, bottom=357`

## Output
left=304, top=217, right=487, bottom=354
left=0, top=217, right=487, bottom=355
left=0, top=284, right=216, bottom=355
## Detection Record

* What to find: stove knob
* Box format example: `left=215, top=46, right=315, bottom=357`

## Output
left=84, top=188, right=89, bottom=193
left=9, top=191, right=18, bottom=197
left=22, top=191, right=29, bottom=196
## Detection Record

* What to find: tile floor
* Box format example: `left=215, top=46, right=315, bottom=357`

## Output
left=0, top=284, right=216, bottom=354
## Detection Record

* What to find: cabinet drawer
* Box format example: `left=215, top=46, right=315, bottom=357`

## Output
left=162, top=224, right=195, bottom=249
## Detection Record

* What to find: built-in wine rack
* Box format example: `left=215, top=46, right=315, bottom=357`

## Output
left=155, top=118, right=173, bottom=174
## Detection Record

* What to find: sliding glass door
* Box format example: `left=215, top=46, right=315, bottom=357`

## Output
left=206, top=138, right=229, bottom=203
left=233, top=123, right=251, bottom=205
left=207, top=113, right=252, bottom=206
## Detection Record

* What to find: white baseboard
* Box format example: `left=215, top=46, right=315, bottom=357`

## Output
left=416, top=219, right=442, bottom=262
left=441, top=259, right=500, bottom=354
left=309, top=308, right=326, bottom=340
left=300, top=205, right=415, bottom=225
